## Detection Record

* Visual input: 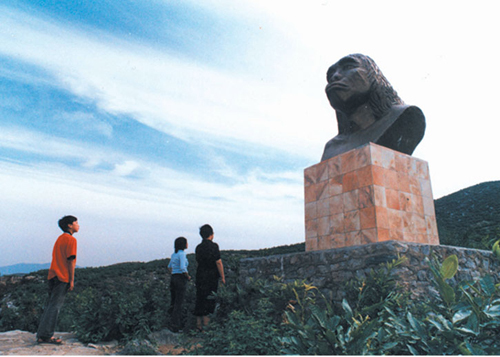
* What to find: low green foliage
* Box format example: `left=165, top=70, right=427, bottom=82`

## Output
left=0, top=278, right=46, bottom=332
left=281, top=256, right=410, bottom=355
left=190, top=306, right=283, bottom=355
left=1, top=242, right=499, bottom=354
left=344, top=255, right=409, bottom=317
left=493, top=240, right=500, bottom=261
left=70, top=281, right=170, bottom=343
left=282, top=253, right=500, bottom=355
left=426, top=253, right=459, bottom=310
left=186, top=277, right=307, bottom=355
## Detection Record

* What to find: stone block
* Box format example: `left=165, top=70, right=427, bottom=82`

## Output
left=304, top=143, right=439, bottom=251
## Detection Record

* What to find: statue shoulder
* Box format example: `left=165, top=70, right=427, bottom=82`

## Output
left=375, top=104, right=426, bottom=155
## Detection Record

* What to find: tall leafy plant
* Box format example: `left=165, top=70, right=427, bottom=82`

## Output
left=425, top=253, right=458, bottom=312
left=282, top=254, right=500, bottom=355
left=281, top=256, right=409, bottom=355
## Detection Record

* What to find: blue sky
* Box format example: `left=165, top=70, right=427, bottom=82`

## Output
left=1, top=1, right=499, bottom=267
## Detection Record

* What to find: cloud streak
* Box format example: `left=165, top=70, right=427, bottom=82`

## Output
left=0, top=5, right=326, bottom=160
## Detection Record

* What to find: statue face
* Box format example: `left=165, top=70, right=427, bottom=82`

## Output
left=325, top=56, right=372, bottom=112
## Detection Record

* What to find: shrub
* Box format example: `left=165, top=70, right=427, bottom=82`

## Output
left=185, top=278, right=308, bottom=355
left=281, top=256, right=409, bottom=355
left=281, top=253, right=500, bottom=355
left=71, top=281, right=170, bottom=343
left=190, top=306, right=283, bottom=355
left=0, top=285, right=46, bottom=332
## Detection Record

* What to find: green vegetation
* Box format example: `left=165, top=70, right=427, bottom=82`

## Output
left=0, top=243, right=304, bottom=342
left=281, top=253, right=500, bottom=355
left=184, top=278, right=305, bottom=355
left=1, top=242, right=500, bottom=354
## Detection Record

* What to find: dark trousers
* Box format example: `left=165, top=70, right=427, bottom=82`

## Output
left=169, top=274, right=188, bottom=331
left=37, top=277, right=69, bottom=340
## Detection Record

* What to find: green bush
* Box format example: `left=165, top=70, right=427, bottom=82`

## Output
left=0, top=281, right=46, bottom=332
left=185, top=277, right=309, bottom=355
left=281, top=257, right=409, bottom=355
left=281, top=254, right=500, bottom=355
left=2, top=242, right=499, bottom=354
left=71, top=281, right=170, bottom=343
left=344, top=255, right=409, bottom=317
left=190, top=306, right=283, bottom=355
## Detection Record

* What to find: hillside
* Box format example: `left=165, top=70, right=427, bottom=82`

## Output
left=435, top=181, right=500, bottom=250
left=0, top=242, right=305, bottom=336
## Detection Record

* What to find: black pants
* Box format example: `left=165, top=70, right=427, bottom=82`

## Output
left=169, top=274, right=188, bottom=331
left=37, top=277, right=69, bottom=340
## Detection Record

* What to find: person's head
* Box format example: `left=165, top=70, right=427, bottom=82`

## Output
left=58, top=215, right=79, bottom=234
left=199, top=224, right=213, bottom=240
left=174, top=237, right=188, bottom=253
left=326, top=54, right=403, bottom=133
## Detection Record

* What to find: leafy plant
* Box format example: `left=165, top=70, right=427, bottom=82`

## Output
left=189, top=306, right=283, bottom=355
left=281, top=254, right=500, bottom=355
left=379, top=253, right=500, bottom=355
left=426, top=253, right=459, bottom=310
left=345, top=255, right=408, bottom=317
left=0, top=282, right=46, bottom=332
left=71, top=282, right=170, bottom=343
left=493, top=240, right=500, bottom=261
left=282, top=294, right=381, bottom=355
left=282, top=256, right=409, bottom=355
left=185, top=278, right=310, bottom=355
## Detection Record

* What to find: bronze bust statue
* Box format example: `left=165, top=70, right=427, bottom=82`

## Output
left=321, top=54, right=425, bottom=161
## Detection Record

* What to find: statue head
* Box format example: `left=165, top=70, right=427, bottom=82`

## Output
left=326, top=54, right=404, bottom=134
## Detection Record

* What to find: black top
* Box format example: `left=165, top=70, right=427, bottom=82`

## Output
left=195, top=239, right=221, bottom=280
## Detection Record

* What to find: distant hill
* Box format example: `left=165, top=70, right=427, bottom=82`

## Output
left=435, top=181, right=500, bottom=250
left=0, top=263, right=50, bottom=276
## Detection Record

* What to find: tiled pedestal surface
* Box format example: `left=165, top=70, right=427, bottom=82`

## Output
left=304, top=143, right=439, bottom=251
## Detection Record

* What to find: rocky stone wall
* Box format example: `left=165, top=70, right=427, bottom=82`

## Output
left=239, top=241, right=500, bottom=303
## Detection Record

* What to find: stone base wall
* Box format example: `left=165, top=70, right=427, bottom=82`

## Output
left=304, top=143, right=439, bottom=251
left=239, top=241, right=500, bottom=303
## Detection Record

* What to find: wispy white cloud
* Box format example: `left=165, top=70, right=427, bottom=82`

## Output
left=0, top=125, right=113, bottom=164
left=0, top=5, right=327, bottom=161
left=56, top=111, right=114, bottom=138
left=0, top=149, right=304, bottom=266
left=112, top=160, right=140, bottom=177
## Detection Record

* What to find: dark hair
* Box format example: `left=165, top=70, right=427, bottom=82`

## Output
left=199, top=224, right=213, bottom=240
left=58, top=215, right=77, bottom=232
left=174, top=237, right=188, bottom=253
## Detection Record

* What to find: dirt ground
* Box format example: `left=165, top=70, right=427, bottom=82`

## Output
left=0, top=330, right=189, bottom=355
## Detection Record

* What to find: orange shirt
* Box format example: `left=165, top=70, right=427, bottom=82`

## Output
left=47, top=233, right=77, bottom=283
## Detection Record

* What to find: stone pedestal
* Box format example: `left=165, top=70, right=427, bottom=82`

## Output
left=304, top=143, right=439, bottom=251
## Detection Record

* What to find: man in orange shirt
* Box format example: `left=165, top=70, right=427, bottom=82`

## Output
left=36, top=215, right=79, bottom=344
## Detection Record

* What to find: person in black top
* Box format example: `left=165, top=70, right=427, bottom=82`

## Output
left=194, top=224, right=225, bottom=332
